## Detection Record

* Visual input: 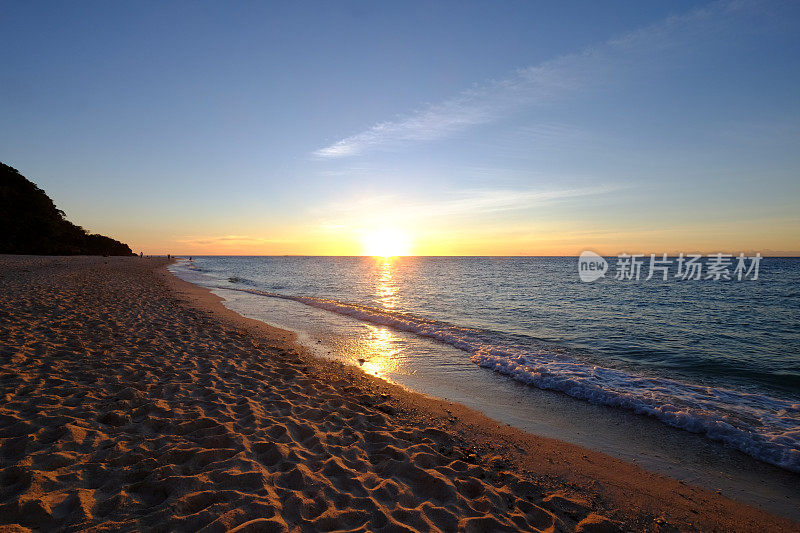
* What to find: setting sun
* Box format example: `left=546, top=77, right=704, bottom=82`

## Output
left=361, top=228, right=412, bottom=257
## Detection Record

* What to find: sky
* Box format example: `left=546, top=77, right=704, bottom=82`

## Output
left=1, top=0, right=799, bottom=255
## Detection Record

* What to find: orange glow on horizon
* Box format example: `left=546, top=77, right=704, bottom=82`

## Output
left=127, top=215, right=800, bottom=257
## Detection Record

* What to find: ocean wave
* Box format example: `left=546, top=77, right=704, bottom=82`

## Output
left=223, top=285, right=800, bottom=473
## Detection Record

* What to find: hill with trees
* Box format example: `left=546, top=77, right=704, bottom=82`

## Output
left=0, top=162, right=134, bottom=256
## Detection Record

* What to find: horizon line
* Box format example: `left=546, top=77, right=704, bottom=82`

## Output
left=159, top=253, right=800, bottom=258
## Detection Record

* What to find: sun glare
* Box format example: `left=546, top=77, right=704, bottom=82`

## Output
left=362, top=228, right=412, bottom=257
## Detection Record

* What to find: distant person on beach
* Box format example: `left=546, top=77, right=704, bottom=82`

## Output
left=139, top=252, right=143, bottom=257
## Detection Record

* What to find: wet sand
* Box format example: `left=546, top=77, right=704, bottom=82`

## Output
left=197, top=280, right=800, bottom=521
left=0, top=255, right=796, bottom=531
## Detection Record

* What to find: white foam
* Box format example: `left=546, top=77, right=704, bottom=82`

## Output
left=167, top=264, right=800, bottom=473
left=229, top=287, right=800, bottom=473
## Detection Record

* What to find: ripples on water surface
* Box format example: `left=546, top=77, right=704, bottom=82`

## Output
left=170, top=256, right=800, bottom=472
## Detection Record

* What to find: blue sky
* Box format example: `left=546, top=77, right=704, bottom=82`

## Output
left=1, top=0, right=798, bottom=254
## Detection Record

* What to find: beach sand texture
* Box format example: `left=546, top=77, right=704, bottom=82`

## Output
left=0, top=256, right=796, bottom=532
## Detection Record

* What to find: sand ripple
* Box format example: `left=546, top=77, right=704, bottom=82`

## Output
left=1, top=256, right=792, bottom=532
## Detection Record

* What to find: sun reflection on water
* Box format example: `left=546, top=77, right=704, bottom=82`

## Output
left=376, top=258, right=398, bottom=309
left=359, top=325, right=402, bottom=378
left=354, top=258, right=406, bottom=378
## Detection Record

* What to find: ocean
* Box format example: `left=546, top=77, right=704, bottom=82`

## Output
left=169, top=256, right=800, bottom=473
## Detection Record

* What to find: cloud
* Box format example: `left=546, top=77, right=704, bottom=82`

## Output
left=177, top=235, right=284, bottom=246
left=316, top=184, right=621, bottom=227
left=313, top=62, right=572, bottom=158
left=313, top=0, right=763, bottom=159
left=403, top=186, right=614, bottom=218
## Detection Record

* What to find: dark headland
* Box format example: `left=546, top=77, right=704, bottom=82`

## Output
left=0, top=162, right=133, bottom=256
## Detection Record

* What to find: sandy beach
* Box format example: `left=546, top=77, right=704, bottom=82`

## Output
left=0, top=256, right=796, bottom=532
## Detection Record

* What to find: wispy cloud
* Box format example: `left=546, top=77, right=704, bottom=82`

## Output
left=313, top=0, right=761, bottom=159
left=314, top=62, right=573, bottom=158
left=402, top=186, right=615, bottom=219
left=315, top=184, right=621, bottom=228
left=177, top=235, right=286, bottom=246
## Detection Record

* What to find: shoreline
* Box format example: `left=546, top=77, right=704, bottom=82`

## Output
left=0, top=255, right=796, bottom=531
left=168, top=258, right=800, bottom=521
left=161, top=258, right=799, bottom=529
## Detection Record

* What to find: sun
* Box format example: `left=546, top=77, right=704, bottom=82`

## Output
left=361, top=228, right=412, bottom=257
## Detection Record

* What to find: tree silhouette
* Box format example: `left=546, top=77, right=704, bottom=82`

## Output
left=0, top=162, right=134, bottom=256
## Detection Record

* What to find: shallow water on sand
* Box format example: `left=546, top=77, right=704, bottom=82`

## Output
left=169, top=256, right=800, bottom=475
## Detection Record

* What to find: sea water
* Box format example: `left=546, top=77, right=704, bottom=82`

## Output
left=169, top=256, right=800, bottom=473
